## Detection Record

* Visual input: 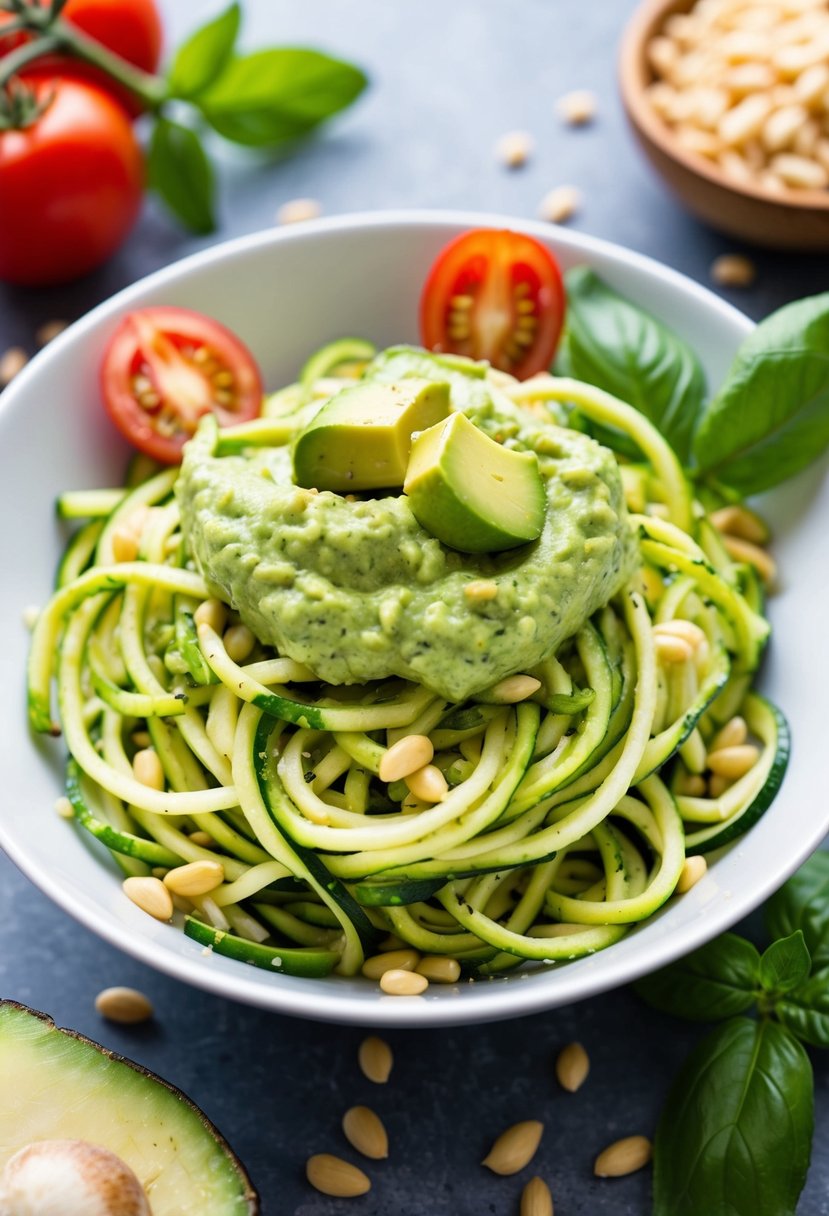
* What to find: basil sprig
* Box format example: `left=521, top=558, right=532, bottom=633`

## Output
left=637, top=853, right=829, bottom=1215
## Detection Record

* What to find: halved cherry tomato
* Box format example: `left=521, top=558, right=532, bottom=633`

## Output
left=101, top=307, right=264, bottom=464
left=420, top=229, right=566, bottom=379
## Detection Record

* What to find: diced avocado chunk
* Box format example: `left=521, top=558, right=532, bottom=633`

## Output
left=292, top=378, right=450, bottom=491
left=0, top=1001, right=258, bottom=1215
left=404, top=412, right=546, bottom=553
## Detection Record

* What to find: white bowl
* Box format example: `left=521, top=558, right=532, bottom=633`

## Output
left=2, top=211, right=827, bottom=1026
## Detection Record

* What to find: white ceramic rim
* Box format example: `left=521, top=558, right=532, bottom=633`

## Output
left=2, top=209, right=824, bottom=1027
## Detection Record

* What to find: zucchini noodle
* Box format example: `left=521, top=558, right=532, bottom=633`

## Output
left=27, top=342, right=789, bottom=983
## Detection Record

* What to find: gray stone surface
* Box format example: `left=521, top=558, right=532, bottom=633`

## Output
left=1, top=1, right=828, bottom=1211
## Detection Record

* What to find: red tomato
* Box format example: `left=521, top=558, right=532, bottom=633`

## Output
left=0, top=74, right=143, bottom=286
left=101, top=308, right=265, bottom=464
left=420, top=229, right=566, bottom=379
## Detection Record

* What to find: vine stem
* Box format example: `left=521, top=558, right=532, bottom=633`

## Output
left=0, top=34, right=61, bottom=88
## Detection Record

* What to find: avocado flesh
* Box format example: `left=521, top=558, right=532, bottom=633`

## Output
left=292, top=377, right=450, bottom=491
left=0, top=1002, right=257, bottom=1215
left=404, top=411, right=546, bottom=552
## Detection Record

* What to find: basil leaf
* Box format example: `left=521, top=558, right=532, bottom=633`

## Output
left=759, top=931, right=811, bottom=996
left=765, top=851, right=829, bottom=972
left=777, top=972, right=829, bottom=1047
left=148, top=118, right=215, bottom=235
left=654, top=1018, right=813, bottom=1216
left=167, top=2, right=240, bottom=100
left=635, top=932, right=760, bottom=1021
left=693, top=292, right=829, bottom=496
left=197, top=49, right=367, bottom=147
left=557, top=266, right=707, bottom=463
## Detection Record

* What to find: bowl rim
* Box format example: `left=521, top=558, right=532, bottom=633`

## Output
left=619, top=0, right=829, bottom=213
left=4, top=207, right=825, bottom=1028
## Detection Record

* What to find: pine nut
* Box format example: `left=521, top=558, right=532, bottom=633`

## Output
left=677, top=855, right=708, bottom=893
left=677, top=772, right=707, bottom=796
left=379, top=968, right=429, bottom=996
left=35, top=319, right=68, bottom=347
left=277, top=197, right=322, bottom=226
left=521, top=1176, right=554, bottom=1216
left=358, top=1035, right=393, bottom=1083
left=495, top=129, right=534, bottom=168
left=648, top=36, right=679, bottom=77
left=718, top=94, right=772, bottom=145
left=594, top=1135, right=652, bottom=1177
left=709, top=773, right=732, bottom=797
left=112, top=526, right=139, bottom=564
left=133, top=748, right=164, bottom=790
left=722, top=535, right=777, bottom=584
left=122, top=876, right=174, bottom=921
left=342, top=1106, right=389, bottom=1160
left=653, top=619, right=707, bottom=649
left=163, top=859, right=224, bottom=897
left=483, top=1121, right=544, bottom=1175
left=95, top=986, right=154, bottom=1024
left=763, top=103, right=809, bottom=151
left=556, top=89, right=597, bottom=125
left=379, top=734, right=434, bottom=783
left=0, top=346, right=28, bottom=387
left=707, top=743, right=760, bottom=778
left=770, top=150, right=829, bottom=187
left=223, top=624, right=255, bottom=663
left=54, top=796, right=74, bottom=820
left=710, top=253, right=757, bottom=287
left=538, top=185, right=582, bottom=224
left=188, top=831, right=215, bottom=848
left=711, top=715, right=748, bottom=750
left=306, top=1154, right=370, bottom=1198
left=485, top=674, right=542, bottom=703
left=404, top=763, right=448, bottom=803
left=415, top=955, right=461, bottom=984
left=464, top=579, right=499, bottom=602
left=194, top=598, right=226, bottom=634
left=654, top=633, right=693, bottom=664
left=555, top=1041, right=590, bottom=1092
left=361, top=948, right=420, bottom=980
left=794, top=62, right=829, bottom=105
left=709, top=504, right=769, bottom=544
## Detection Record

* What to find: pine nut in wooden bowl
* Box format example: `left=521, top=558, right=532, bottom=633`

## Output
left=620, top=0, right=829, bottom=249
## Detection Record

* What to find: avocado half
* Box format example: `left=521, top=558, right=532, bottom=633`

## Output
left=0, top=1001, right=258, bottom=1214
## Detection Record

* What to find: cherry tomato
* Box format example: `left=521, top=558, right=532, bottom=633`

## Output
left=0, top=74, right=143, bottom=286
left=101, top=308, right=265, bottom=464
left=420, top=229, right=566, bottom=379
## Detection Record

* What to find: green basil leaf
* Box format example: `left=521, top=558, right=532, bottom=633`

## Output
left=654, top=1018, right=813, bottom=1216
left=557, top=266, right=707, bottom=463
left=765, top=851, right=829, bottom=972
left=635, top=932, right=760, bottom=1021
left=148, top=118, right=215, bottom=235
left=693, top=292, right=829, bottom=495
left=166, top=2, right=241, bottom=100
left=759, top=931, right=811, bottom=995
left=196, top=49, right=367, bottom=147
left=777, top=972, right=829, bottom=1047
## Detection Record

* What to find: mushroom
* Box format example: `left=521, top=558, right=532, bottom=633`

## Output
left=0, top=1139, right=151, bottom=1216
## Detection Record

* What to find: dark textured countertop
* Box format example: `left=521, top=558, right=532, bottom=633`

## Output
left=1, top=2, right=827, bottom=1212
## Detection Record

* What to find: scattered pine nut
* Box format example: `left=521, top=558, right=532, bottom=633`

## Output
left=223, top=624, right=255, bottom=664
left=379, top=968, right=429, bottom=996
left=133, top=748, right=165, bottom=791
left=342, top=1106, right=389, bottom=1160
left=361, top=948, right=420, bottom=980
left=464, top=579, right=499, bottom=602
left=163, top=859, right=225, bottom=897
left=521, top=1176, right=554, bottom=1216
left=54, top=796, right=74, bottom=820
left=557, top=88, right=598, bottom=125
left=194, top=598, right=227, bottom=634
left=415, top=955, right=461, bottom=984
left=555, top=1041, right=590, bottom=1092
left=711, top=715, right=748, bottom=751
left=306, top=1153, right=370, bottom=1198
left=484, top=674, right=542, bottom=704
left=709, top=773, right=732, bottom=798
left=36, top=319, right=68, bottom=346
left=654, top=633, right=694, bottom=664
left=111, top=526, right=140, bottom=564
left=277, top=197, right=322, bottom=226
left=594, top=1135, right=652, bottom=1177
left=483, top=1120, right=544, bottom=1176
left=710, top=503, right=769, bottom=544
left=358, top=1035, right=393, bottom=1084
left=0, top=346, right=28, bottom=387
left=677, top=772, right=707, bottom=796
left=95, top=986, right=154, bottom=1024
left=538, top=185, right=582, bottom=224
left=707, top=743, right=760, bottom=778
left=122, top=876, right=174, bottom=922
left=711, top=253, right=757, bottom=287
left=495, top=129, right=534, bottom=168
left=188, top=831, right=215, bottom=848
left=653, top=619, right=707, bottom=649
left=379, top=734, right=434, bottom=783
left=404, top=763, right=448, bottom=803
left=677, top=855, right=708, bottom=892
left=721, top=534, right=777, bottom=584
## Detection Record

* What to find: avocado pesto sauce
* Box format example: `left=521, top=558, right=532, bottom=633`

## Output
left=177, top=375, right=636, bottom=701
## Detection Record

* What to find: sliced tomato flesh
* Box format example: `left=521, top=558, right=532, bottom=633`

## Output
left=419, top=229, right=566, bottom=379
left=101, top=307, right=264, bottom=463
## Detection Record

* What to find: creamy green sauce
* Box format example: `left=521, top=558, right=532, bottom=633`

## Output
left=176, top=349, right=636, bottom=702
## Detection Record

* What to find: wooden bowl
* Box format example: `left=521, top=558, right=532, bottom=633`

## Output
left=619, top=0, right=829, bottom=250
